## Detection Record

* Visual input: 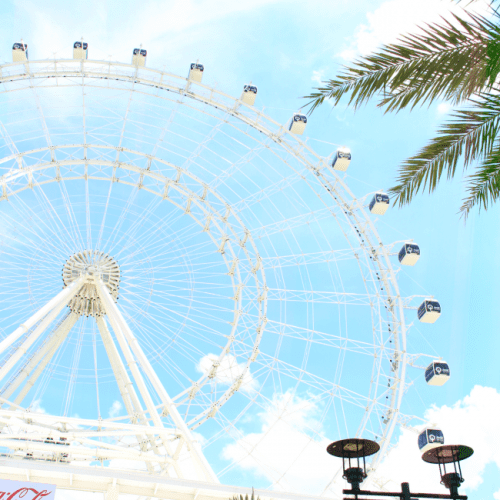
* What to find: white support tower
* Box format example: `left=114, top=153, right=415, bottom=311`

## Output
left=0, top=251, right=218, bottom=497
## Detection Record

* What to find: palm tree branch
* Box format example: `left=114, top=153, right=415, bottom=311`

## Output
left=459, top=140, right=500, bottom=217
left=304, top=11, right=500, bottom=114
left=388, top=93, right=500, bottom=205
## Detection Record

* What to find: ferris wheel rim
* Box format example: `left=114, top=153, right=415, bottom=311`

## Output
left=0, top=57, right=414, bottom=483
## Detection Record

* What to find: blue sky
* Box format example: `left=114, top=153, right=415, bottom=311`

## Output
left=0, top=0, right=499, bottom=499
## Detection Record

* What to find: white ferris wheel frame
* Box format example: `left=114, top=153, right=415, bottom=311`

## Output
left=0, top=57, right=434, bottom=498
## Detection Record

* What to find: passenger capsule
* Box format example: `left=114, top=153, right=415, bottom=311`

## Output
left=331, top=147, right=351, bottom=172
left=12, top=42, right=28, bottom=62
left=418, top=428, right=444, bottom=454
left=132, top=48, right=147, bottom=67
left=73, top=41, right=88, bottom=60
left=189, top=63, right=204, bottom=82
left=425, top=360, right=450, bottom=386
left=241, top=84, right=258, bottom=105
left=289, top=113, right=307, bottom=135
left=369, top=192, right=390, bottom=215
left=418, top=299, right=441, bottom=323
left=398, top=242, right=420, bottom=266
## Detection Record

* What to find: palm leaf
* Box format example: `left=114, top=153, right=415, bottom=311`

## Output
left=230, top=488, right=260, bottom=500
left=460, top=139, right=500, bottom=216
left=388, top=92, right=500, bottom=205
left=304, top=10, right=500, bottom=114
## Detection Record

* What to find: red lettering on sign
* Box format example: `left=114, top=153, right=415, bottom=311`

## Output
left=31, top=492, right=50, bottom=500
left=0, top=488, right=52, bottom=500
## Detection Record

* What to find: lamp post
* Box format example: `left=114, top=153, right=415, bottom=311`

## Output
left=421, top=445, right=474, bottom=498
left=327, top=438, right=473, bottom=500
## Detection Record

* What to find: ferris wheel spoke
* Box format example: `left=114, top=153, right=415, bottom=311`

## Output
left=85, top=178, right=92, bottom=250
left=127, top=263, right=231, bottom=281
left=116, top=214, right=210, bottom=265
left=0, top=121, right=27, bottom=168
left=118, top=232, right=215, bottom=267
left=129, top=317, right=207, bottom=368
left=62, top=319, right=85, bottom=417
left=257, top=319, right=375, bottom=357
left=125, top=277, right=236, bottom=297
left=209, top=142, right=268, bottom=191
left=250, top=248, right=365, bottom=271
left=0, top=239, right=61, bottom=269
left=255, top=354, right=372, bottom=410
left=263, top=287, right=377, bottom=306
left=146, top=96, right=187, bottom=171
left=126, top=308, right=234, bottom=351
left=49, top=179, right=86, bottom=252
left=181, top=118, right=227, bottom=173
left=230, top=164, right=313, bottom=215
left=29, top=85, right=56, bottom=159
left=141, top=297, right=236, bottom=328
left=126, top=320, right=202, bottom=383
left=123, top=281, right=236, bottom=302
left=2, top=194, right=72, bottom=261
left=106, top=195, right=164, bottom=258
left=120, top=248, right=196, bottom=270
left=125, top=300, right=230, bottom=351
left=101, top=187, right=139, bottom=253
left=247, top=205, right=347, bottom=241
left=116, top=77, right=137, bottom=156
left=95, top=182, right=114, bottom=254
left=119, top=293, right=232, bottom=342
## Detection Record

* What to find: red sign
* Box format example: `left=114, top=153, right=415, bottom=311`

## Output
left=0, top=480, right=56, bottom=500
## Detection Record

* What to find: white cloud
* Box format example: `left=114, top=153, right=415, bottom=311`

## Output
left=197, top=353, right=258, bottom=392
left=222, top=390, right=334, bottom=494
left=108, top=400, right=123, bottom=418
left=339, top=0, right=491, bottom=61
left=30, top=399, right=47, bottom=414
left=14, top=0, right=288, bottom=64
left=311, top=70, right=325, bottom=85
left=223, top=386, right=500, bottom=496
left=370, top=385, right=500, bottom=494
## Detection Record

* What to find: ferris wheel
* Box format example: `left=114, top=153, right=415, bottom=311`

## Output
left=0, top=41, right=447, bottom=499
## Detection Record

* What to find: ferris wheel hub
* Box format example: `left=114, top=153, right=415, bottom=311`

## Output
left=62, top=250, right=120, bottom=317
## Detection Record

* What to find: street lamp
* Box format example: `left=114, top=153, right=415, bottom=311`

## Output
left=422, top=445, right=474, bottom=497
left=327, top=438, right=473, bottom=500
left=326, top=438, right=380, bottom=493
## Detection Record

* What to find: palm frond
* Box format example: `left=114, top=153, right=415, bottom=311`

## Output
left=304, top=11, right=500, bottom=114
left=229, top=489, right=260, bottom=500
left=460, top=139, right=500, bottom=217
left=388, top=92, right=500, bottom=205
left=456, top=0, right=500, bottom=6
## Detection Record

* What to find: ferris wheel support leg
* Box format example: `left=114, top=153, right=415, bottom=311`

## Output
left=96, top=316, right=163, bottom=474
left=12, top=313, right=77, bottom=406
left=95, top=279, right=219, bottom=484
left=95, top=281, right=182, bottom=478
left=3, top=312, right=78, bottom=406
left=0, top=278, right=84, bottom=385
left=0, top=277, right=84, bottom=357
left=97, top=316, right=140, bottom=418
left=0, top=312, right=70, bottom=402
left=0, top=313, right=78, bottom=432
